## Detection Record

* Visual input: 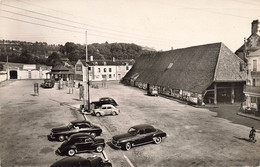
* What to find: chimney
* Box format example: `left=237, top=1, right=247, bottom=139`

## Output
left=90, top=56, right=93, bottom=61
left=251, top=19, right=259, bottom=35
left=112, top=57, right=115, bottom=62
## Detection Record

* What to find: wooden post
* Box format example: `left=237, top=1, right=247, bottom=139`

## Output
left=231, top=83, right=235, bottom=104
left=214, top=83, right=217, bottom=104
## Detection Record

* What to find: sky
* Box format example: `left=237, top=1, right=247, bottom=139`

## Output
left=0, top=0, right=260, bottom=52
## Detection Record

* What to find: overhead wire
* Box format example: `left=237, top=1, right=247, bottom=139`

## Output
left=0, top=15, right=170, bottom=48
left=1, top=2, right=177, bottom=43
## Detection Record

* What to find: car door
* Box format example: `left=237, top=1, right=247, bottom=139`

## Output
left=100, top=106, right=107, bottom=115
left=78, top=123, right=90, bottom=133
left=75, top=138, right=86, bottom=152
left=144, top=128, right=155, bottom=143
left=106, top=106, right=113, bottom=115
left=85, top=138, right=96, bottom=151
left=78, top=137, right=94, bottom=153
left=135, top=129, right=147, bottom=145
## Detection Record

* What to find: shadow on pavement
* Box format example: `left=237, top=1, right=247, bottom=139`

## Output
left=233, top=136, right=251, bottom=142
left=72, top=98, right=82, bottom=101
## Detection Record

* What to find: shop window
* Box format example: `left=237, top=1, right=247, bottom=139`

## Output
left=251, top=97, right=257, bottom=103
left=109, top=74, right=112, bottom=78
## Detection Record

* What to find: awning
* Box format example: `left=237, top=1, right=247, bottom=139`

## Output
left=244, top=86, right=260, bottom=97
left=46, top=71, right=74, bottom=75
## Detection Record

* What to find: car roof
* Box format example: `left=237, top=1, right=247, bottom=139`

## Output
left=131, top=124, right=155, bottom=130
left=69, top=133, right=92, bottom=139
left=51, top=156, right=102, bottom=166
left=100, top=104, right=114, bottom=107
left=71, top=120, right=91, bottom=124
left=100, top=97, right=113, bottom=100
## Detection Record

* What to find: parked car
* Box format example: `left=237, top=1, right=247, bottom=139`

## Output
left=56, top=133, right=106, bottom=156
left=93, top=104, right=120, bottom=117
left=147, top=87, right=158, bottom=96
left=111, top=124, right=166, bottom=151
left=81, top=97, right=118, bottom=114
left=91, top=97, right=118, bottom=109
left=48, top=120, right=102, bottom=142
left=50, top=156, right=112, bottom=167
left=41, top=79, right=55, bottom=88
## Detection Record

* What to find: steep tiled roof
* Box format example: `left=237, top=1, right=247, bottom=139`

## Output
left=123, top=43, right=246, bottom=94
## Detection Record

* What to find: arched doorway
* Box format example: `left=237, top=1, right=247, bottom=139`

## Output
left=10, top=70, right=17, bottom=79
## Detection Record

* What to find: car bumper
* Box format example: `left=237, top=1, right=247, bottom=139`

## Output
left=55, top=149, right=61, bottom=155
left=47, top=134, right=56, bottom=140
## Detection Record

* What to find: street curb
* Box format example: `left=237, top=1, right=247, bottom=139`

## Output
left=237, top=112, right=260, bottom=121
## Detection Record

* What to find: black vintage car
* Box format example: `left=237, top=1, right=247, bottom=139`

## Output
left=56, top=133, right=106, bottom=156
left=50, top=156, right=112, bottom=167
left=112, top=124, right=167, bottom=151
left=41, top=79, right=55, bottom=88
left=48, top=120, right=102, bottom=142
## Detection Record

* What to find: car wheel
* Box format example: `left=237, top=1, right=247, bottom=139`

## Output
left=96, top=112, right=101, bottom=117
left=124, top=142, right=131, bottom=151
left=96, top=145, right=104, bottom=153
left=90, top=132, right=96, bottom=138
left=58, top=135, right=65, bottom=142
left=67, top=149, right=76, bottom=156
left=153, top=137, right=162, bottom=144
left=112, top=111, right=117, bottom=116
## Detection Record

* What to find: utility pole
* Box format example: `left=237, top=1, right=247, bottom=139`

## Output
left=85, top=30, right=90, bottom=111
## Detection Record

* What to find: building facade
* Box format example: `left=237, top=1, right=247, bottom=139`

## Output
left=0, top=62, right=52, bottom=80
left=74, top=58, right=134, bottom=82
left=236, top=19, right=260, bottom=113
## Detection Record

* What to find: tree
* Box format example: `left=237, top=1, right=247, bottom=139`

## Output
left=46, top=52, right=62, bottom=67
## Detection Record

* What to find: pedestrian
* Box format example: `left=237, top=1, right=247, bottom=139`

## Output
left=249, top=127, right=259, bottom=143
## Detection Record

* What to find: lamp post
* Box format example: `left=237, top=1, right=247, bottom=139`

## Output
left=87, top=66, right=90, bottom=110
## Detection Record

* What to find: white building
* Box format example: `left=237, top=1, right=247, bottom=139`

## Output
left=0, top=62, right=52, bottom=80
left=74, top=58, right=134, bottom=82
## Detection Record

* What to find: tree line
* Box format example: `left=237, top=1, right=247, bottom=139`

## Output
left=0, top=40, right=154, bottom=67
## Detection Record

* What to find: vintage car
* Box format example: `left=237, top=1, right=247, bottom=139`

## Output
left=81, top=97, right=119, bottom=114
left=50, top=156, right=112, bottom=167
left=48, top=120, right=102, bottom=142
left=93, top=104, right=120, bottom=117
left=91, top=97, right=118, bottom=109
left=56, top=133, right=106, bottom=156
left=147, top=87, right=158, bottom=96
left=40, top=79, right=55, bottom=88
left=112, top=124, right=166, bottom=151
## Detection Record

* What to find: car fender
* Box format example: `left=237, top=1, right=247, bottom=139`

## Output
left=153, top=132, right=167, bottom=138
left=64, top=145, right=77, bottom=153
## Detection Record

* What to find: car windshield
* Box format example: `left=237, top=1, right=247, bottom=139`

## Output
left=128, top=127, right=138, bottom=135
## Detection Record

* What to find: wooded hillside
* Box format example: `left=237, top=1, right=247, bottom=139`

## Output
left=0, top=40, right=155, bottom=66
